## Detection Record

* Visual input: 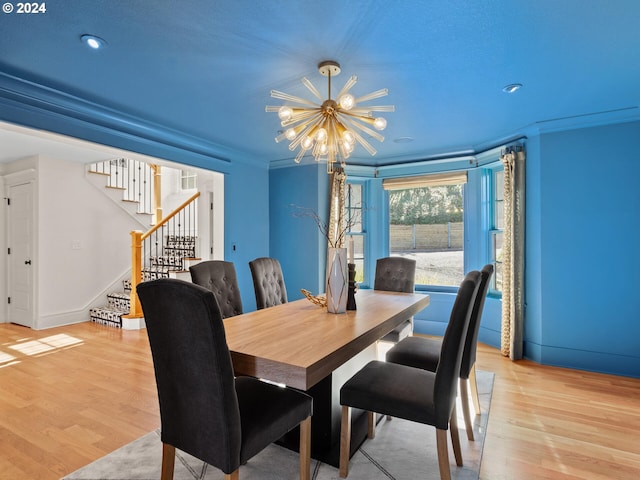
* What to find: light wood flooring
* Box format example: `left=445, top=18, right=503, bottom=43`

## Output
left=0, top=322, right=638, bottom=480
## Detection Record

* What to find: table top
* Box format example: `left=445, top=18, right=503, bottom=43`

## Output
left=224, top=289, right=430, bottom=390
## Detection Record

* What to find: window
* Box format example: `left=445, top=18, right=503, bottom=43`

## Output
left=490, top=168, right=504, bottom=293
left=345, top=182, right=365, bottom=283
left=384, top=173, right=466, bottom=287
left=181, top=169, right=197, bottom=190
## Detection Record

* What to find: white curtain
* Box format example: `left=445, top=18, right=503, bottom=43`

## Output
left=327, top=168, right=346, bottom=248
left=501, top=147, right=525, bottom=360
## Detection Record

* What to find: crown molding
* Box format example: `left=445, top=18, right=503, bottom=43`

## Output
left=0, top=70, right=235, bottom=171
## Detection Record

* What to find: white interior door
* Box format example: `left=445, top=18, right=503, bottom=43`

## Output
left=7, top=181, right=35, bottom=328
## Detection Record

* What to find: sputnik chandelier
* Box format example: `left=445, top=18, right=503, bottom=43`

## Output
left=266, top=60, right=394, bottom=173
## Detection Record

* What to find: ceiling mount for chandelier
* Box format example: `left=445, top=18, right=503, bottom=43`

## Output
left=266, top=60, right=394, bottom=173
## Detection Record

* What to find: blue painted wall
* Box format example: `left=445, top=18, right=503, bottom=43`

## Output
left=266, top=121, right=640, bottom=378
left=224, top=161, right=271, bottom=313
left=269, top=164, right=329, bottom=302
left=530, top=121, right=640, bottom=377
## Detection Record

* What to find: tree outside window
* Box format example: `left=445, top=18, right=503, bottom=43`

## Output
left=388, top=182, right=464, bottom=287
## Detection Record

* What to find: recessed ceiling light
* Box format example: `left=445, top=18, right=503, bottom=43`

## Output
left=81, top=34, right=107, bottom=50
left=502, top=83, right=522, bottom=94
left=393, top=137, right=414, bottom=144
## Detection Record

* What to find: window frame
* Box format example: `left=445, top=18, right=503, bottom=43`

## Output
left=345, top=180, right=367, bottom=284
left=180, top=169, right=197, bottom=191
left=488, top=166, right=504, bottom=295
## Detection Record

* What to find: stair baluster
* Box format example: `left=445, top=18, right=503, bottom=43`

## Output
left=125, top=192, right=200, bottom=319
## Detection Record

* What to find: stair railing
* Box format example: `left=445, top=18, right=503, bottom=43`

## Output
left=89, top=158, right=159, bottom=216
left=125, top=191, right=200, bottom=318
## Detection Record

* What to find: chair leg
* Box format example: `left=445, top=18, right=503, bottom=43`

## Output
left=367, top=411, right=376, bottom=439
left=224, top=470, right=239, bottom=480
left=435, top=429, right=451, bottom=480
left=161, top=443, right=175, bottom=480
left=448, top=404, right=463, bottom=467
left=459, top=378, right=475, bottom=441
left=339, top=406, right=352, bottom=478
left=299, top=416, right=311, bottom=480
left=469, top=364, right=481, bottom=415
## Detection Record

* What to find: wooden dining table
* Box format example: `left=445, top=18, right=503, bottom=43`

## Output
left=223, top=288, right=430, bottom=466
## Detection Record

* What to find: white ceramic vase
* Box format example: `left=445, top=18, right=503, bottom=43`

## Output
left=326, top=247, right=348, bottom=314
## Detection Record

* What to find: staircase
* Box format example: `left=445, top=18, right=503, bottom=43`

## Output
left=87, top=157, right=201, bottom=328
left=89, top=235, right=200, bottom=328
left=86, top=158, right=158, bottom=227
left=89, top=281, right=132, bottom=328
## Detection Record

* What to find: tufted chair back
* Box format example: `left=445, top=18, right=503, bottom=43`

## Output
left=374, top=256, right=417, bottom=343
left=189, top=261, right=243, bottom=319
left=374, top=257, right=417, bottom=293
left=249, top=257, right=288, bottom=309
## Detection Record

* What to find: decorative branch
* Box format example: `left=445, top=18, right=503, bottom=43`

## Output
left=290, top=204, right=360, bottom=249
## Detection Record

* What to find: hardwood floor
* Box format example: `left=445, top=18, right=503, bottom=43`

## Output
left=0, top=322, right=638, bottom=479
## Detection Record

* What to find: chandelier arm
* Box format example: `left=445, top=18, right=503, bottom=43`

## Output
left=277, top=114, right=323, bottom=144
left=326, top=120, right=341, bottom=166
left=288, top=117, right=324, bottom=151
left=294, top=146, right=307, bottom=164
left=338, top=140, right=352, bottom=160
left=280, top=109, right=320, bottom=127
left=340, top=116, right=385, bottom=142
left=301, top=77, right=324, bottom=102
left=335, top=75, right=358, bottom=100
left=270, top=90, right=319, bottom=107
left=354, top=88, right=389, bottom=103
left=350, top=128, right=378, bottom=156
left=287, top=115, right=320, bottom=133
left=348, top=105, right=395, bottom=113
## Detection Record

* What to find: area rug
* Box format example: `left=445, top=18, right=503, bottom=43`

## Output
left=63, top=370, right=493, bottom=480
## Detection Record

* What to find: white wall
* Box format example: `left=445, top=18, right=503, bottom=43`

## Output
left=37, top=155, right=140, bottom=328
left=1, top=155, right=224, bottom=329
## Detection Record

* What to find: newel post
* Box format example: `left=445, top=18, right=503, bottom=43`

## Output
left=125, top=230, right=144, bottom=318
left=151, top=164, right=163, bottom=225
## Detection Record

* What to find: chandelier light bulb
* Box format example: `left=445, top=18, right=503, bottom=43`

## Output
left=319, top=143, right=328, bottom=155
left=278, top=106, right=293, bottom=122
left=338, top=93, right=355, bottom=111
left=342, top=130, right=355, bottom=145
left=316, top=127, right=328, bottom=142
left=301, top=136, right=314, bottom=150
left=285, top=128, right=297, bottom=141
left=373, top=117, right=387, bottom=130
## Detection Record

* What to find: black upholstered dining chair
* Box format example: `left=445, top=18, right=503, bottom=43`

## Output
left=338, top=270, right=482, bottom=480
left=137, top=278, right=312, bottom=480
left=248, top=257, right=288, bottom=309
left=386, top=264, right=494, bottom=441
left=190, top=260, right=243, bottom=319
left=374, top=256, right=417, bottom=343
